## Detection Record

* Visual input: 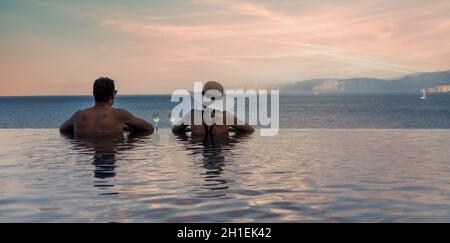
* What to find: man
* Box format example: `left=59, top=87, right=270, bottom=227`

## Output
left=60, top=77, right=154, bottom=135
left=172, top=81, right=254, bottom=135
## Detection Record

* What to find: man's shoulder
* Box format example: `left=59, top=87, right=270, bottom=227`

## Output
left=112, top=108, right=134, bottom=119
left=73, top=109, right=87, bottom=117
left=79, top=106, right=96, bottom=113
left=113, top=108, right=131, bottom=114
left=77, top=107, right=98, bottom=115
left=73, top=107, right=95, bottom=119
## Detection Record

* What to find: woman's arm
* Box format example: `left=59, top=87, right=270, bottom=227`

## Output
left=172, top=110, right=194, bottom=134
left=226, top=112, right=255, bottom=134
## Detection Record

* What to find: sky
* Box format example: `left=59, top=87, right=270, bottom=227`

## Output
left=0, top=0, right=450, bottom=95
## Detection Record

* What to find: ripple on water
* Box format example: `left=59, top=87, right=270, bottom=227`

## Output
left=0, top=129, right=450, bottom=222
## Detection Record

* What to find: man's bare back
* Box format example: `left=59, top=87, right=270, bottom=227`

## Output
left=59, top=77, right=153, bottom=135
left=61, top=105, right=153, bottom=135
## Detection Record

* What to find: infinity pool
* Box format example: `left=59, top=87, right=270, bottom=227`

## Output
left=0, top=129, right=449, bottom=222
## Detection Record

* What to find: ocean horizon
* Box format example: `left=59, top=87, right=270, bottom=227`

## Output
left=1, top=94, right=449, bottom=129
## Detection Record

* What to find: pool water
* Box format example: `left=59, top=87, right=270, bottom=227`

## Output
left=0, top=129, right=449, bottom=222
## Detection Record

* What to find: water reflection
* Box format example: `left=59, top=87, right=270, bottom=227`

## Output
left=174, top=132, right=252, bottom=198
left=61, top=131, right=151, bottom=182
left=3, top=129, right=450, bottom=222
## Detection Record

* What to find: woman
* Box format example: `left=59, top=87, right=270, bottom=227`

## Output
left=172, top=81, right=254, bottom=136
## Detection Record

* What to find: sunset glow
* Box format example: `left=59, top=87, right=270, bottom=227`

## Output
left=1, top=0, right=449, bottom=95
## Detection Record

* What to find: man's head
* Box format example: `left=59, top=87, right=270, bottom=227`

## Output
left=202, top=81, right=224, bottom=110
left=93, top=77, right=117, bottom=104
left=202, top=81, right=224, bottom=96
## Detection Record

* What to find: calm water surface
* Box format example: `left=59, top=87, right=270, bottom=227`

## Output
left=1, top=95, right=449, bottom=128
left=0, top=129, right=449, bottom=222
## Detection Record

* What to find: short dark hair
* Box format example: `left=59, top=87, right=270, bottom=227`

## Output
left=93, top=77, right=116, bottom=102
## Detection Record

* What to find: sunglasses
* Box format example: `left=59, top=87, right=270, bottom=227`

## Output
left=114, top=90, right=118, bottom=96
left=202, top=91, right=220, bottom=101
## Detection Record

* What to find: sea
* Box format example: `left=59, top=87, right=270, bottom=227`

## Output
left=0, top=94, right=449, bottom=129
left=1, top=94, right=450, bottom=223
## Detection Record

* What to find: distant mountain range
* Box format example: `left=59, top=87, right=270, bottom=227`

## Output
left=280, top=70, right=450, bottom=94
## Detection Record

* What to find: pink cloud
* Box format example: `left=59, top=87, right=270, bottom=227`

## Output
left=1, top=0, right=450, bottom=95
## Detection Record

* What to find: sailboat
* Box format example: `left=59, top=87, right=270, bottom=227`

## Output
left=420, top=88, right=427, bottom=100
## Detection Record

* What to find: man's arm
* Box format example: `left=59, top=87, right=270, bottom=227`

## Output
left=118, top=109, right=154, bottom=133
left=228, top=113, right=255, bottom=134
left=59, top=111, right=81, bottom=133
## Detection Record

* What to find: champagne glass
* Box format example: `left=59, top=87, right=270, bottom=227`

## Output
left=152, top=112, right=160, bottom=130
left=168, top=109, right=176, bottom=127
